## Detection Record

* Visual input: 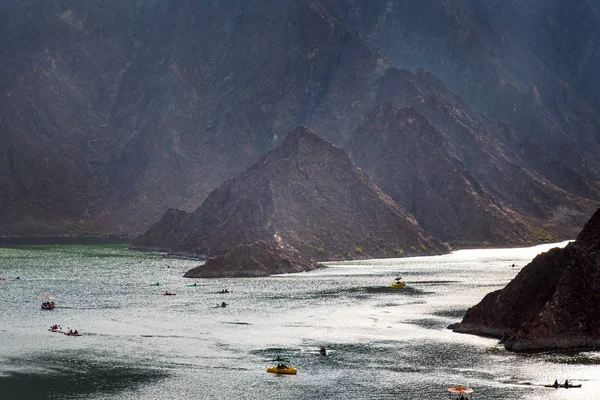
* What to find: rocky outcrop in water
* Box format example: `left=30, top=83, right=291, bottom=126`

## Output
left=183, top=241, right=315, bottom=278
left=451, top=209, right=600, bottom=351
left=133, top=126, right=446, bottom=277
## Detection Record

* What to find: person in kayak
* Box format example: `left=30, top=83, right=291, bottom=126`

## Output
left=221, top=302, right=227, bottom=307
left=320, top=346, right=327, bottom=356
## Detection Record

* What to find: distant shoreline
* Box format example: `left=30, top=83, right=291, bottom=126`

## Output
left=0, top=236, right=133, bottom=246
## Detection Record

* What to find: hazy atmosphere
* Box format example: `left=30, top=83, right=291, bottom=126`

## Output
left=2, top=0, right=600, bottom=398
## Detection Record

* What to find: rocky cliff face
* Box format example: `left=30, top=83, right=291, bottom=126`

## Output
left=451, top=209, right=600, bottom=351
left=132, top=126, right=446, bottom=276
left=324, top=0, right=600, bottom=195
left=347, top=104, right=528, bottom=246
left=0, top=0, right=597, bottom=246
left=346, top=68, right=593, bottom=245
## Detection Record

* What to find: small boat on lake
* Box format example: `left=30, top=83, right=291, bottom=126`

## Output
left=163, top=292, right=176, bottom=296
left=545, top=380, right=581, bottom=389
left=391, top=276, right=406, bottom=288
left=41, top=296, right=56, bottom=310
left=447, top=385, right=473, bottom=399
left=267, top=357, right=297, bottom=375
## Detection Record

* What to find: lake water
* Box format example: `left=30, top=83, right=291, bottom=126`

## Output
left=1, top=241, right=598, bottom=399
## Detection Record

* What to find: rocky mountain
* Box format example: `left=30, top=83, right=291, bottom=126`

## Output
left=324, top=0, right=600, bottom=194
left=347, top=104, right=528, bottom=246
left=132, top=126, right=446, bottom=276
left=451, top=208, right=600, bottom=351
left=1, top=0, right=598, bottom=246
left=345, top=67, right=597, bottom=245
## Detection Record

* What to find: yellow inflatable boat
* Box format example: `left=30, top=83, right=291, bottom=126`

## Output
left=267, top=365, right=297, bottom=375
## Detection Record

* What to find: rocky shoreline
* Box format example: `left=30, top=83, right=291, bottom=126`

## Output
left=451, top=209, right=600, bottom=352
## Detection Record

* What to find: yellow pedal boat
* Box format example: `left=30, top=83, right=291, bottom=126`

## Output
left=267, top=366, right=297, bottom=375
left=391, top=276, right=406, bottom=288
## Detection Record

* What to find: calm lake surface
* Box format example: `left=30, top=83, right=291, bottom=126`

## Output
left=1, top=241, right=598, bottom=399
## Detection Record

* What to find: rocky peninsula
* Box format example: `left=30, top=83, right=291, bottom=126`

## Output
left=451, top=208, right=600, bottom=351
left=132, top=126, right=446, bottom=277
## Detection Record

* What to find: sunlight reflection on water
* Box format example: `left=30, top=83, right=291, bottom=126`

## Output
left=1, top=240, right=597, bottom=400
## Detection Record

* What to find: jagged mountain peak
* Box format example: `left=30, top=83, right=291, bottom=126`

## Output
left=271, top=125, right=347, bottom=161
left=132, top=125, right=446, bottom=276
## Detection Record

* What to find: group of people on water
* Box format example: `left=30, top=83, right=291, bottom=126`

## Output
left=42, top=301, right=55, bottom=306
left=553, top=379, right=571, bottom=388
left=49, top=325, right=79, bottom=335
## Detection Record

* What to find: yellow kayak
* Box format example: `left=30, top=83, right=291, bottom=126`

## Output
left=391, top=281, right=406, bottom=288
left=267, top=366, right=297, bottom=375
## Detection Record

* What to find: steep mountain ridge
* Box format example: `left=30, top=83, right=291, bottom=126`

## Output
left=323, top=0, right=600, bottom=192
left=0, top=0, right=597, bottom=246
left=132, top=126, right=446, bottom=276
left=347, top=67, right=592, bottom=243
left=347, top=104, right=527, bottom=245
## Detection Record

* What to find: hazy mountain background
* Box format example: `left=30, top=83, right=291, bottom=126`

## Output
left=1, top=0, right=599, bottom=246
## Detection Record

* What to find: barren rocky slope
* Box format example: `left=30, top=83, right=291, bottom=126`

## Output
left=325, top=0, right=600, bottom=192
left=132, top=126, right=446, bottom=276
left=1, top=0, right=597, bottom=246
